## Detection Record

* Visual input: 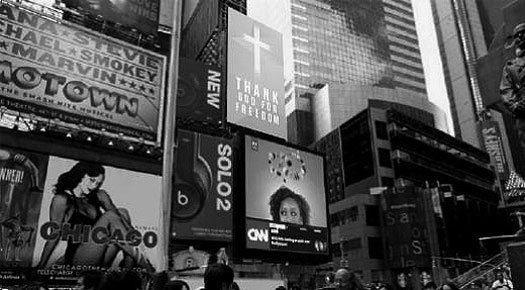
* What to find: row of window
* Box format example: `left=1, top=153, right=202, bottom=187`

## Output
left=330, top=205, right=381, bottom=227
left=332, top=237, right=384, bottom=260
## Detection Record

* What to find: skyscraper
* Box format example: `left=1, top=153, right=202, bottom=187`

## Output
left=250, top=0, right=429, bottom=145
left=430, top=0, right=487, bottom=148
left=432, top=0, right=525, bottom=185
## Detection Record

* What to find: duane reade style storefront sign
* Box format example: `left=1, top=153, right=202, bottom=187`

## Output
left=227, top=8, right=286, bottom=140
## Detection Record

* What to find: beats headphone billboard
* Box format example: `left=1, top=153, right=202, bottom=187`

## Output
left=177, top=58, right=223, bottom=126
left=171, top=129, right=233, bottom=241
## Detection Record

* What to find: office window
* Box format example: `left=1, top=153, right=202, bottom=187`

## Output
left=375, top=121, right=388, bottom=140
left=343, top=238, right=362, bottom=251
left=378, top=148, right=392, bottom=168
left=368, top=237, right=384, bottom=259
left=366, top=205, right=380, bottom=226
left=332, top=243, right=341, bottom=258
left=346, top=206, right=359, bottom=223
left=381, top=177, right=394, bottom=187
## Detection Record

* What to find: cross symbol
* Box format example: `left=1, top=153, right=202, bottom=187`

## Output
left=243, top=25, right=270, bottom=74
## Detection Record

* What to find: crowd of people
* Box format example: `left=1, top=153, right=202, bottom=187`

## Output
left=317, top=267, right=514, bottom=290
left=0, top=263, right=515, bottom=290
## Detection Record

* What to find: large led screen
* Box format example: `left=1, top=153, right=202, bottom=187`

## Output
left=244, top=135, right=328, bottom=255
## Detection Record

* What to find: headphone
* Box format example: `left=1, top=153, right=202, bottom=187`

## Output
left=172, top=130, right=213, bottom=220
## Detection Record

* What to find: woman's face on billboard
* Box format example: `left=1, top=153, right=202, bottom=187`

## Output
left=78, top=174, right=104, bottom=195
left=280, top=197, right=303, bottom=224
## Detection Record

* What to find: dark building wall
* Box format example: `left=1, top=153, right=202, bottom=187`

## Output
left=316, top=106, right=510, bottom=280
left=314, top=129, right=345, bottom=203
left=180, top=0, right=220, bottom=59
left=339, top=111, right=375, bottom=186
left=180, top=0, right=246, bottom=61
left=288, top=110, right=314, bottom=146
left=385, top=109, right=512, bottom=259
left=369, top=99, right=435, bottom=128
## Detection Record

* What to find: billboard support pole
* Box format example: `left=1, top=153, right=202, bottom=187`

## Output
left=160, top=0, right=183, bottom=272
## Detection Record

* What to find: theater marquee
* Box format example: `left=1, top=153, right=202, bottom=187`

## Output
left=0, top=3, right=166, bottom=142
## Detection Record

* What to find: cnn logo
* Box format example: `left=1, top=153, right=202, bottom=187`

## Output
left=247, top=228, right=269, bottom=242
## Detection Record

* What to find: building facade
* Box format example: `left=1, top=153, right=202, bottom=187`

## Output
left=249, top=0, right=428, bottom=146
left=430, top=0, right=487, bottom=148
left=315, top=104, right=512, bottom=284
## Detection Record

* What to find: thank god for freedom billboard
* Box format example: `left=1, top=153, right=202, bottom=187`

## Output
left=227, top=8, right=286, bottom=140
left=0, top=3, right=166, bottom=142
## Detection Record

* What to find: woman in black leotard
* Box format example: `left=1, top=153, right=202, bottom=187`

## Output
left=37, top=162, right=149, bottom=270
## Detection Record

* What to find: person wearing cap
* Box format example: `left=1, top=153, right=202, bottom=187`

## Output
left=500, top=23, right=525, bottom=150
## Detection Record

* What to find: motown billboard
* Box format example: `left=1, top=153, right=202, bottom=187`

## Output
left=0, top=145, right=162, bottom=283
left=61, top=0, right=160, bottom=35
left=171, top=129, right=233, bottom=241
left=227, top=8, right=286, bottom=140
left=0, top=3, right=166, bottom=142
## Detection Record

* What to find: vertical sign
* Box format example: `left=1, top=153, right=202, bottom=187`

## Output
left=171, top=130, right=233, bottom=241
left=177, top=58, right=223, bottom=126
left=381, top=187, right=431, bottom=268
left=479, top=120, right=509, bottom=181
left=227, top=8, right=286, bottom=140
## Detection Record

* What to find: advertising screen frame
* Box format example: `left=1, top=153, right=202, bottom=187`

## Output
left=233, top=131, right=331, bottom=264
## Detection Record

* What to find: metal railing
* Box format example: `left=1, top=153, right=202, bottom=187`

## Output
left=450, top=251, right=508, bottom=289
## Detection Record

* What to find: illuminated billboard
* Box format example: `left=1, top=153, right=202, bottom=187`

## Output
left=0, top=145, right=163, bottom=283
left=0, top=3, right=166, bottom=142
left=227, top=8, right=286, bottom=140
left=61, top=0, right=160, bottom=35
left=171, top=129, right=233, bottom=241
left=244, top=135, right=329, bottom=257
left=177, top=58, right=223, bottom=126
